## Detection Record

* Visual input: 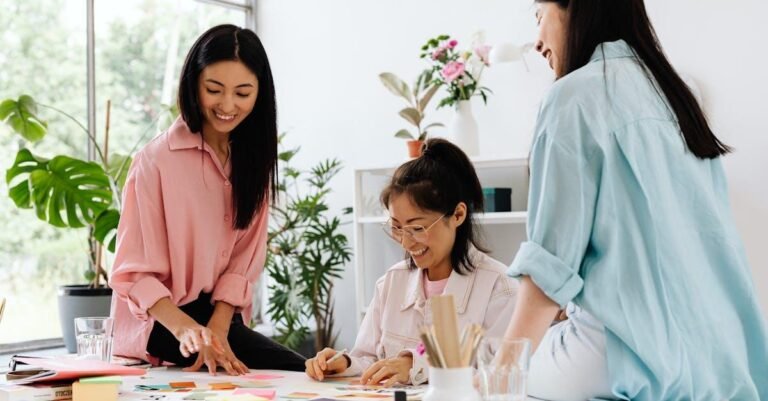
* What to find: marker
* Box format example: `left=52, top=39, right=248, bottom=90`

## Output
left=326, top=348, right=349, bottom=365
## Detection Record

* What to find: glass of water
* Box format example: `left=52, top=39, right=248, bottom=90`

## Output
left=74, top=317, right=114, bottom=362
left=476, top=337, right=531, bottom=401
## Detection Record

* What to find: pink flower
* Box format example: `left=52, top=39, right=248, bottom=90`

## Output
left=475, top=45, right=492, bottom=66
left=441, top=61, right=465, bottom=83
left=431, top=47, right=446, bottom=60
left=448, top=39, right=458, bottom=48
left=416, top=342, right=426, bottom=356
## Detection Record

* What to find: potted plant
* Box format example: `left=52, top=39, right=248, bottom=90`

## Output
left=379, top=70, right=444, bottom=158
left=265, top=133, right=352, bottom=356
left=0, top=95, right=170, bottom=351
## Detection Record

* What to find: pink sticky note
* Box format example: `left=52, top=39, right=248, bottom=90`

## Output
left=233, top=388, right=277, bottom=399
left=242, top=374, right=284, bottom=381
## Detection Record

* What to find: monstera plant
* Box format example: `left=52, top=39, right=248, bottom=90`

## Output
left=0, top=95, right=172, bottom=350
left=1, top=95, right=128, bottom=282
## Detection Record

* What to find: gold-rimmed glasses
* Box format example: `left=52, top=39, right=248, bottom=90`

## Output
left=381, top=214, right=448, bottom=244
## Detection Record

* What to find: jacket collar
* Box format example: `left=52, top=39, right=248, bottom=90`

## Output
left=589, top=39, right=636, bottom=63
left=400, top=248, right=483, bottom=314
left=167, top=116, right=204, bottom=151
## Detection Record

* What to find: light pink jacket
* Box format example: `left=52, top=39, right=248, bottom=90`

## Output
left=109, top=117, right=268, bottom=362
left=342, top=249, right=519, bottom=384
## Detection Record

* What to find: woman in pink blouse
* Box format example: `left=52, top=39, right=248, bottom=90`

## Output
left=304, top=138, right=519, bottom=385
left=109, top=24, right=305, bottom=375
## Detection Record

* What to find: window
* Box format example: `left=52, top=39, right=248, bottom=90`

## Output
left=0, top=0, right=250, bottom=347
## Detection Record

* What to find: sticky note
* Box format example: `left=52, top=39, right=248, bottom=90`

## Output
left=282, top=393, right=319, bottom=399
left=241, top=373, right=284, bottom=380
left=210, top=382, right=237, bottom=390
left=170, top=381, right=196, bottom=388
left=232, top=388, right=275, bottom=399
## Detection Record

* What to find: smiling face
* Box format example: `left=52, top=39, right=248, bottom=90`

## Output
left=387, top=193, right=466, bottom=277
left=198, top=60, right=259, bottom=137
left=535, top=2, right=569, bottom=77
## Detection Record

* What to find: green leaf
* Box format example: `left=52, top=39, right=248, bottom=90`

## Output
left=0, top=95, right=48, bottom=142
left=84, top=270, right=96, bottom=282
left=418, top=83, right=442, bottom=112
left=379, top=73, right=413, bottom=105
left=107, top=153, right=132, bottom=190
left=6, top=149, right=112, bottom=228
left=279, top=149, right=299, bottom=162
left=394, top=129, right=414, bottom=140
left=398, top=107, right=422, bottom=127
left=93, top=208, right=120, bottom=252
left=423, top=122, right=445, bottom=131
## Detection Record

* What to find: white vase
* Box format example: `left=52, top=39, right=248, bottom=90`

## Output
left=447, top=100, right=480, bottom=157
left=422, top=367, right=482, bottom=401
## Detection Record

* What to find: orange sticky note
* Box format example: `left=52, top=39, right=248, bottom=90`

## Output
left=210, top=382, right=237, bottom=390
left=170, top=381, right=196, bottom=388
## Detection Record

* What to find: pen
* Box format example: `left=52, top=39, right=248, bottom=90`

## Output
left=326, top=348, right=348, bottom=365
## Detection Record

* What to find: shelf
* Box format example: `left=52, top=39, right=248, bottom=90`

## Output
left=356, top=211, right=527, bottom=225
left=354, top=155, right=528, bottom=175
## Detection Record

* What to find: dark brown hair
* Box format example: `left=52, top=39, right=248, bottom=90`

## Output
left=380, top=138, right=487, bottom=274
left=537, top=0, right=730, bottom=159
left=178, top=24, right=278, bottom=229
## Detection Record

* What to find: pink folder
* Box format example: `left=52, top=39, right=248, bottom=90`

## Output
left=8, top=356, right=146, bottom=384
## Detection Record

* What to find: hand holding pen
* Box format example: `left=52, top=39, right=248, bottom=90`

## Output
left=304, top=347, right=349, bottom=381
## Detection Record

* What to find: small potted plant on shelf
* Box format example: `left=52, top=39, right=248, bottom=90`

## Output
left=379, top=70, right=444, bottom=158
left=0, top=94, right=173, bottom=351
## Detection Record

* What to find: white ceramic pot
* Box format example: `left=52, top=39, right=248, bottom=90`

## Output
left=447, top=100, right=480, bottom=156
left=422, top=367, right=482, bottom=401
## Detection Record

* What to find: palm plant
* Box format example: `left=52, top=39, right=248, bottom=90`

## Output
left=266, top=134, right=352, bottom=352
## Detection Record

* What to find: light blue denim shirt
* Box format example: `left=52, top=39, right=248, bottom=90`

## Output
left=508, top=40, right=768, bottom=401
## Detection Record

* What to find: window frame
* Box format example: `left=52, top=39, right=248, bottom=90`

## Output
left=1, top=0, right=254, bottom=354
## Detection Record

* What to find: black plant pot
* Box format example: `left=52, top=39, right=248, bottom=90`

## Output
left=57, top=285, right=112, bottom=353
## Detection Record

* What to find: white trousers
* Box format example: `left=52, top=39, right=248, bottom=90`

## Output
left=527, top=303, right=616, bottom=401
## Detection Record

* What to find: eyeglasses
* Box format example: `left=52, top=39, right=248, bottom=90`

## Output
left=382, top=214, right=448, bottom=244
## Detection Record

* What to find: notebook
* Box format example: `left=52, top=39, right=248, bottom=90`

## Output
left=7, top=356, right=145, bottom=384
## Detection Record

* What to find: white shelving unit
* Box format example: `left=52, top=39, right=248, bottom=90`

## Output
left=352, top=155, right=530, bottom=325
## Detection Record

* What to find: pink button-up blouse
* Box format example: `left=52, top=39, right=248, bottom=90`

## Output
left=109, top=117, right=268, bottom=362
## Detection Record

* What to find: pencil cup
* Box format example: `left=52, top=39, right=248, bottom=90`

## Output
left=422, top=367, right=481, bottom=401
left=74, top=317, right=114, bottom=362
left=476, top=337, right=531, bottom=401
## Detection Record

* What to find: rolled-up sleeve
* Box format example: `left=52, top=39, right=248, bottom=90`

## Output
left=334, top=277, right=385, bottom=377
left=109, top=152, right=172, bottom=320
left=508, top=100, right=602, bottom=308
left=211, top=202, right=268, bottom=309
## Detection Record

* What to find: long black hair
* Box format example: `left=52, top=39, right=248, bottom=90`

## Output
left=178, top=24, right=278, bottom=229
left=380, top=138, right=488, bottom=274
left=536, top=0, right=730, bottom=159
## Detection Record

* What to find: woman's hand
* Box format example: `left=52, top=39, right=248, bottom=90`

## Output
left=360, top=355, right=413, bottom=386
left=305, top=347, right=349, bottom=381
left=175, top=323, right=224, bottom=359
left=183, top=331, right=248, bottom=376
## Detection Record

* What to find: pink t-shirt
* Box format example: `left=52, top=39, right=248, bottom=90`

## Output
left=422, top=270, right=450, bottom=298
left=109, top=117, right=268, bottom=362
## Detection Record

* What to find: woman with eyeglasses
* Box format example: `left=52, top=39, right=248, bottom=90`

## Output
left=304, top=138, right=519, bottom=385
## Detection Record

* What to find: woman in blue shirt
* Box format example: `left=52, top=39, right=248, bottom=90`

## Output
left=501, top=1, right=768, bottom=400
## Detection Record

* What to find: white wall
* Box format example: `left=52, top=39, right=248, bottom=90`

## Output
left=257, top=0, right=768, bottom=349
